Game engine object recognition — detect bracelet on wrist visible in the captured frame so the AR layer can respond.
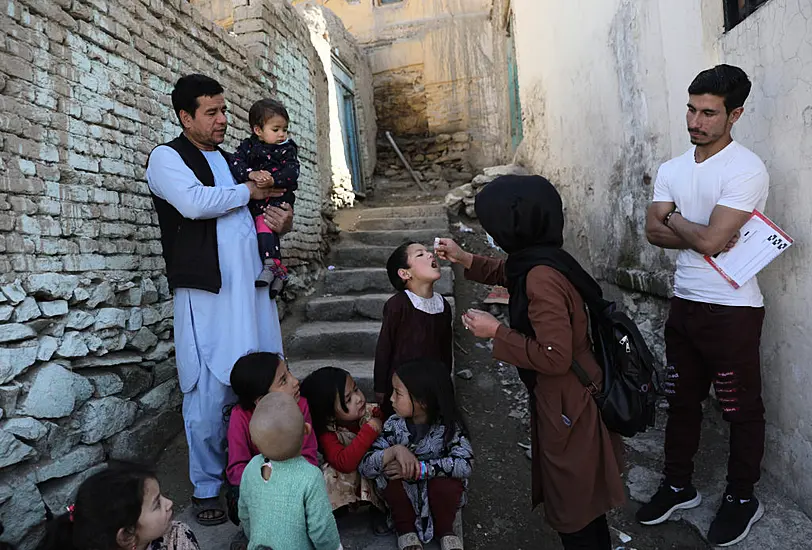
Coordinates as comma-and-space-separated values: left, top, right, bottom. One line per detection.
663, 209, 679, 227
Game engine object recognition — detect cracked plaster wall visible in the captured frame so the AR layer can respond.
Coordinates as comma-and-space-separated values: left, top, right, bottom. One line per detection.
511, 0, 812, 512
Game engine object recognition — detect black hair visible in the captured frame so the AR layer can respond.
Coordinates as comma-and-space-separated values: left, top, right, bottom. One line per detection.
36, 464, 156, 550
171, 74, 225, 124
386, 241, 419, 292
299, 366, 351, 434
230, 352, 285, 412
688, 64, 752, 113
249, 98, 290, 131
395, 359, 468, 445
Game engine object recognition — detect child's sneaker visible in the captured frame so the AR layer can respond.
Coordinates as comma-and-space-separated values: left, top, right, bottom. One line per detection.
267, 259, 288, 299
636, 482, 702, 525
255, 263, 275, 288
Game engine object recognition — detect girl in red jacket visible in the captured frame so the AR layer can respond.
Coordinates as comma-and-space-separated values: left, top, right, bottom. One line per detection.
300, 366, 389, 535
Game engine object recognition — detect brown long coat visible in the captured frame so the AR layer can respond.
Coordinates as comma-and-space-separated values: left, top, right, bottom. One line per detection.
466, 255, 625, 534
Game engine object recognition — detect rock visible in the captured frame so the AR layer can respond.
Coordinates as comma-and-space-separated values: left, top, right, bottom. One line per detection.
114, 366, 153, 398
0, 473, 46, 546
76, 397, 138, 444
72, 352, 142, 369
117, 286, 142, 307
140, 278, 159, 304
141, 306, 160, 326
84, 332, 104, 353
24, 273, 80, 300
39, 464, 107, 514
19, 363, 94, 419
38, 300, 69, 318
482, 164, 529, 178
471, 174, 492, 188
435, 133, 452, 144
56, 331, 89, 358
139, 379, 181, 414
456, 369, 473, 380
0, 281, 26, 305
452, 131, 470, 143
465, 203, 477, 218
100, 332, 127, 352
0, 323, 37, 343
450, 171, 474, 182
157, 301, 173, 320
1, 417, 47, 441
0, 305, 13, 322
42, 422, 83, 459
152, 360, 176, 385
0, 344, 37, 383
12, 297, 41, 323
106, 410, 183, 462
0, 384, 21, 415
156, 275, 170, 300
71, 286, 90, 303
86, 281, 115, 308
85, 371, 124, 397
0, 429, 36, 468
65, 310, 95, 330
127, 327, 158, 352
36, 336, 59, 361
144, 340, 174, 362
34, 444, 104, 483
94, 308, 127, 330
127, 308, 143, 330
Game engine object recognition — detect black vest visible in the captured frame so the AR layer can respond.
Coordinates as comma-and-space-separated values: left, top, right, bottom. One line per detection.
149, 134, 225, 293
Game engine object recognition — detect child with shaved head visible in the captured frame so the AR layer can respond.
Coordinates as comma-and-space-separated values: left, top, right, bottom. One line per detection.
238, 393, 343, 550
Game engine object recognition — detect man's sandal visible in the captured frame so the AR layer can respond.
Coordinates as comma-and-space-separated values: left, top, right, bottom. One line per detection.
191, 496, 228, 526
441, 535, 464, 550
397, 532, 423, 550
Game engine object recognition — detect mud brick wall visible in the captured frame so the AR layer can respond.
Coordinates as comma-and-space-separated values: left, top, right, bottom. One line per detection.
0, 0, 329, 547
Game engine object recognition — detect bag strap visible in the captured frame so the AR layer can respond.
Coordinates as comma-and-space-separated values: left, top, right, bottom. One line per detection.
571, 360, 600, 396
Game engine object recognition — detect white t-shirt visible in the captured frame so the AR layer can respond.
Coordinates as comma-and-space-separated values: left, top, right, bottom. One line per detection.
653, 141, 769, 307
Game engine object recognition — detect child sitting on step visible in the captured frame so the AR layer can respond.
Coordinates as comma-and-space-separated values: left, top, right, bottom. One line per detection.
225, 353, 318, 528
229, 98, 299, 297
360, 359, 472, 550
239, 392, 343, 550
375, 242, 453, 418
300, 366, 389, 535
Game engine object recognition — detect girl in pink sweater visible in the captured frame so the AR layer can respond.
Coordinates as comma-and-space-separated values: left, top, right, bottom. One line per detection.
225, 352, 318, 525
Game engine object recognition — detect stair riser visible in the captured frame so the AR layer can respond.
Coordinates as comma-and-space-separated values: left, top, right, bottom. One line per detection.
324, 268, 453, 295
307, 296, 457, 322
330, 247, 391, 267
286, 331, 379, 358
342, 229, 439, 247
358, 205, 447, 219
356, 217, 448, 231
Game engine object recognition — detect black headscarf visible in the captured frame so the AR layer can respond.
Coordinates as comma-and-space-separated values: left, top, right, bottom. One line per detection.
475, 175, 608, 389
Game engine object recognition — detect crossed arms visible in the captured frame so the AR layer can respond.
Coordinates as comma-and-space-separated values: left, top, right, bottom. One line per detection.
645, 202, 750, 256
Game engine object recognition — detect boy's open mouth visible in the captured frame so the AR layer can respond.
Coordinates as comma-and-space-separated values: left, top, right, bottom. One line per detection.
431, 260, 438, 268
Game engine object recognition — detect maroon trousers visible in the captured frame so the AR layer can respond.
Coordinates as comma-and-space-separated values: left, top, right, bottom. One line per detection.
663, 298, 766, 498
383, 478, 464, 537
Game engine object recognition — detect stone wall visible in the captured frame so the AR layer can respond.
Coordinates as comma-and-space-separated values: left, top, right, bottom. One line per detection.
511, 0, 812, 511
0, 0, 331, 546
376, 132, 473, 185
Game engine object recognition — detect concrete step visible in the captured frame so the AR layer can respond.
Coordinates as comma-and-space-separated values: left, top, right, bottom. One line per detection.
335, 507, 462, 549
306, 294, 456, 322
329, 245, 393, 267
324, 267, 454, 295
342, 229, 439, 247
356, 204, 446, 219
285, 321, 381, 358
292, 358, 375, 398
356, 216, 449, 231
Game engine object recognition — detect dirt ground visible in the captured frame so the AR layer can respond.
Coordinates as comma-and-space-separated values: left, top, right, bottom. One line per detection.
445, 214, 709, 550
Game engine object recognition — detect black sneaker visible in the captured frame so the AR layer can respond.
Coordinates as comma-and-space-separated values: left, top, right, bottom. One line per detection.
636, 483, 702, 525
707, 494, 764, 547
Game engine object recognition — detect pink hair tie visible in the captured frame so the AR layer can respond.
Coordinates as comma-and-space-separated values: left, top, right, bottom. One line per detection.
66, 504, 75, 523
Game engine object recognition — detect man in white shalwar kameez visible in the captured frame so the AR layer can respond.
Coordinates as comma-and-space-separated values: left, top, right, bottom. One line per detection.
146, 75, 293, 526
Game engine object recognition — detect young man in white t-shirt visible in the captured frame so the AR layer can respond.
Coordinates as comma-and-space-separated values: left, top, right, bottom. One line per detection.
637, 65, 769, 547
